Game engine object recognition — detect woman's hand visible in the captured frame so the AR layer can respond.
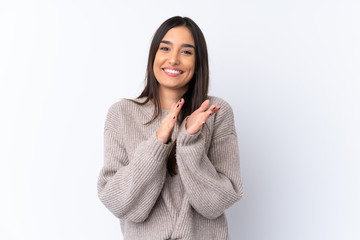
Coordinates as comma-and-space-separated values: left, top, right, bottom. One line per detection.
185, 99, 221, 135
156, 98, 184, 144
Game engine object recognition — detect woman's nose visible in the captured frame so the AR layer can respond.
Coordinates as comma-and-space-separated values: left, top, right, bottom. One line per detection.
169, 52, 180, 65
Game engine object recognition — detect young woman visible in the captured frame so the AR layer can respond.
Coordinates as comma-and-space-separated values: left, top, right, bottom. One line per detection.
97, 16, 243, 240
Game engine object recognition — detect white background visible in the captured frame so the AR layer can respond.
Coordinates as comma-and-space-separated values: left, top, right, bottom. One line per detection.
1, 0, 359, 239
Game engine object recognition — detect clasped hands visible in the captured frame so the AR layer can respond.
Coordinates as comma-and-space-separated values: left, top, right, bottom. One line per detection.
156, 98, 221, 144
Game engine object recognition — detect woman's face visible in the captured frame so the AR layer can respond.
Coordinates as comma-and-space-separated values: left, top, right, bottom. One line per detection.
153, 26, 196, 94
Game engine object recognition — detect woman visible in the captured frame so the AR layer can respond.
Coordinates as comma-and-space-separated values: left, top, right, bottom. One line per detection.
97, 16, 243, 240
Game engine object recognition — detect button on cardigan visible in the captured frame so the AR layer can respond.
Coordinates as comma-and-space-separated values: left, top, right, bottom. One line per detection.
97, 96, 243, 240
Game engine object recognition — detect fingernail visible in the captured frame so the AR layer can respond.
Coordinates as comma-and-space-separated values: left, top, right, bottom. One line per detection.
209, 113, 212, 116
179, 98, 182, 102
173, 116, 175, 119
177, 104, 179, 108
213, 106, 216, 110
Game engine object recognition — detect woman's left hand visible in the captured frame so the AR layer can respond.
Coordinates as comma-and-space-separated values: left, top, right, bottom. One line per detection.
185, 99, 221, 135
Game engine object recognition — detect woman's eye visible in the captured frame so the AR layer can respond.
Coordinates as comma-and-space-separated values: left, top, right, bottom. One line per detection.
160, 47, 169, 51
183, 50, 193, 55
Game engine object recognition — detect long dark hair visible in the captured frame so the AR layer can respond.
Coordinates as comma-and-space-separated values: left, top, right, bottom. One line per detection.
130, 16, 209, 176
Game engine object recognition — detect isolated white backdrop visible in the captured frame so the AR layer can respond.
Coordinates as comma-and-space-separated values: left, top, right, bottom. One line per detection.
0, 0, 359, 239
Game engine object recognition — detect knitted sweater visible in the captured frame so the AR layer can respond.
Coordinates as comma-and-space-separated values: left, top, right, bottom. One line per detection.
97, 96, 243, 240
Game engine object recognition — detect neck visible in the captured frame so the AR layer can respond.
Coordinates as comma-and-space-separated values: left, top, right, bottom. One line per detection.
158, 86, 188, 110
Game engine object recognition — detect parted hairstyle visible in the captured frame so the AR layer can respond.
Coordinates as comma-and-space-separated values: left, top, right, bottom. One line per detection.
129, 16, 209, 176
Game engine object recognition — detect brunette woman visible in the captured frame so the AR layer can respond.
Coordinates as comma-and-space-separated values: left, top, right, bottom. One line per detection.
97, 16, 243, 240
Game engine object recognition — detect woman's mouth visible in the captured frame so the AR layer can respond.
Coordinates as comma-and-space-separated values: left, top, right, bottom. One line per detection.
162, 68, 183, 77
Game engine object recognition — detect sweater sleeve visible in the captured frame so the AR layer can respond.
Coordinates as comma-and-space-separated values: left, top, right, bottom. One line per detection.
97, 102, 171, 222
176, 100, 244, 219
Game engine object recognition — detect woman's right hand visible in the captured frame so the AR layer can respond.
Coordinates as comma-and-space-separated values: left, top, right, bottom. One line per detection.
156, 98, 184, 144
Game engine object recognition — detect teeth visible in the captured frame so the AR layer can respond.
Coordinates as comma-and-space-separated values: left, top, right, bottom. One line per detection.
164, 69, 181, 74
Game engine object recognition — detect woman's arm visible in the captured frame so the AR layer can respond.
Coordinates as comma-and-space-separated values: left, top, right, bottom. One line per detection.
97, 103, 171, 223
176, 99, 243, 219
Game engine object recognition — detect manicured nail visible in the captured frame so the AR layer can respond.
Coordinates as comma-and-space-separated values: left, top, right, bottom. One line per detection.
213, 106, 216, 110
179, 98, 182, 102
209, 113, 212, 116
177, 104, 179, 108
173, 116, 175, 119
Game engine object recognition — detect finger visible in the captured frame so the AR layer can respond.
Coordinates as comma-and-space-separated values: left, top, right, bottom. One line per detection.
170, 98, 184, 119
194, 99, 210, 113
210, 105, 222, 114
175, 98, 184, 114
168, 98, 185, 121
211, 106, 221, 115
201, 105, 221, 124
205, 104, 217, 116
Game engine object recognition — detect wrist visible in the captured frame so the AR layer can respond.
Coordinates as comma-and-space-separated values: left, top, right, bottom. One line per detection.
156, 131, 170, 144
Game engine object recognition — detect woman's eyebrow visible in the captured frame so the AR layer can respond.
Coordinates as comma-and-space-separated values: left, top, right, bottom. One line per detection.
160, 40, 195, 49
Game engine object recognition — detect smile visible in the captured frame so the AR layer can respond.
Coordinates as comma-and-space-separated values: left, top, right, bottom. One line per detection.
162, 68, 183, 77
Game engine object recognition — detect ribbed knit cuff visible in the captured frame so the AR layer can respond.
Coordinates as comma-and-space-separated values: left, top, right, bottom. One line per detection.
177, 116, 203, 146
146, 132, 173, 160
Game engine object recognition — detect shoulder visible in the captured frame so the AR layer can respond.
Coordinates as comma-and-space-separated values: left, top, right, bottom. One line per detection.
105, 97, 148, 131
208, 95, 237, 138
106, 97, 149, 115
208, 95, 234, 117
107, 98, 139, 113
106, 98, 131, 120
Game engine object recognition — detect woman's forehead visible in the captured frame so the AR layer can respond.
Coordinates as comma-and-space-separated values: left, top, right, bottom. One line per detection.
161, 26, 195, 46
